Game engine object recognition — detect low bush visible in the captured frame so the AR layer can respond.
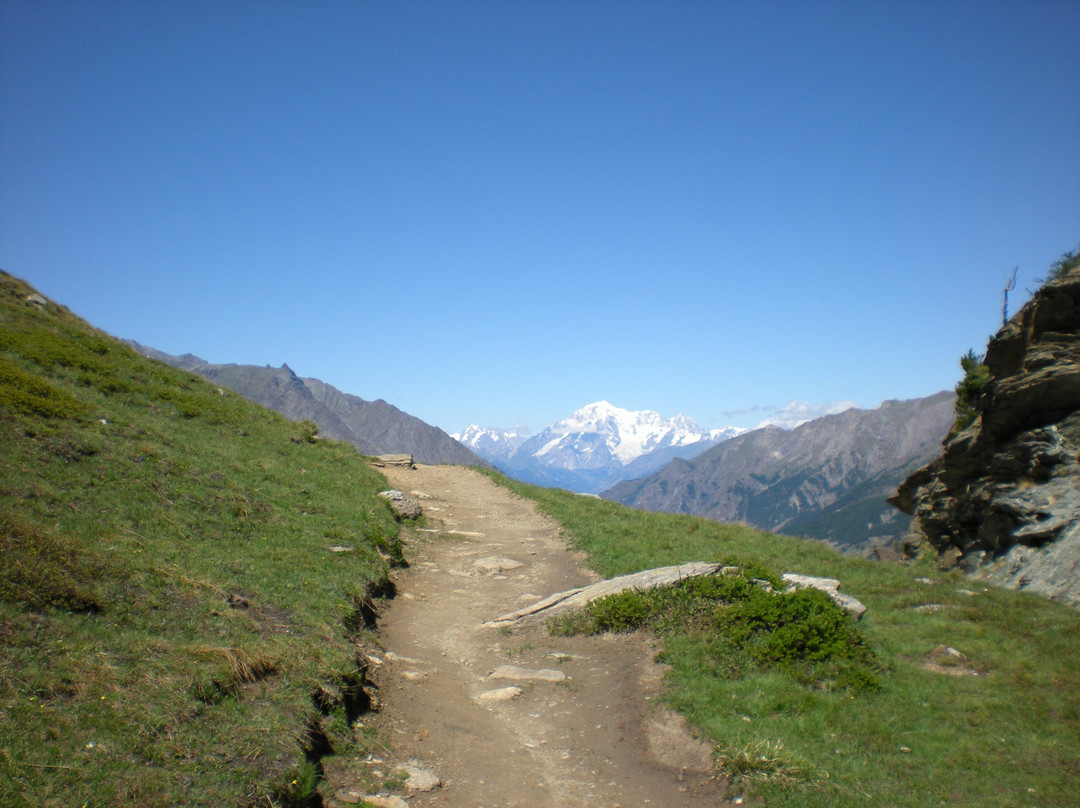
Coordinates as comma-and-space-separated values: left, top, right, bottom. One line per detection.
0, 356, 89, 420
953, 349, 989, 432
567, 566, 879, 693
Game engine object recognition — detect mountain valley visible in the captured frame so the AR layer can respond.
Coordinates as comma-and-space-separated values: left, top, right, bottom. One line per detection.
605, 392, 956, 553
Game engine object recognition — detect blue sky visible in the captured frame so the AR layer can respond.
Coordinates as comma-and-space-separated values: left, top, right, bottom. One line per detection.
2, 1, 1078, 435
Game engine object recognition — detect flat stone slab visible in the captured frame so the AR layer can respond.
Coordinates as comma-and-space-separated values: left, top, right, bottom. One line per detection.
781, 573, 867, 619
489, 665, 566, 682
474, 556, 525, 574
383, 651, 424, 665
483, 562, 868, 627
373, 454, 415, 468
476, 686, 524, 702
483, 561, 725, 627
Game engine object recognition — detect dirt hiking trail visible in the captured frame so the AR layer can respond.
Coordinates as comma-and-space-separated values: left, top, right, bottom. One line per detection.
358, 463, 732, 808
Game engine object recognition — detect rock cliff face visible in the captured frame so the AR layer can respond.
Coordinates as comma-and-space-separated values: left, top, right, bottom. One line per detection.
891, 255, 1080, 607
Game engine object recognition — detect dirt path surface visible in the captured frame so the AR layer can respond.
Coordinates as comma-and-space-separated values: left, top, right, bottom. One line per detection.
361, 463, 728, 808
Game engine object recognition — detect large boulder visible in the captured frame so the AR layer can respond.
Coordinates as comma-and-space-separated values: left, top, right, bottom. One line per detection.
891, 253, 1080, 607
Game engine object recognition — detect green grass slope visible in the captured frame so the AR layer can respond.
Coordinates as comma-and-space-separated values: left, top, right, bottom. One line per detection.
492, 472, 1080, 808
0, 272, 400, 807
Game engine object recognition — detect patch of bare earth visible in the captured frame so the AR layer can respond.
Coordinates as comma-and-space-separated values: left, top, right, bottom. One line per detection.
355, 463, 730, 807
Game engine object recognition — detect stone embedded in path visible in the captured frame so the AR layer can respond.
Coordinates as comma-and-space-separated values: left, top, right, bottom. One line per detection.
399, 762, 441, 793
383, 651, 424, 665
476, 686, 524, 702
489, 664, 567, 683
473, 556, 525, 574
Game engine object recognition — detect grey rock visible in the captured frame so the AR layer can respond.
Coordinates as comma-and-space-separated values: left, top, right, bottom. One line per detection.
892, 259, 1080, 607
476, 686, 523, 702
375, 454, 415, 468
483, 561, 726, 627
473, 556, 524, 574
399, 762, 441, 793
489, 665, 566, 682
379, 490, 422, 520
781, 573, 867, 619
486, 562, 867, 625
360, 796, 409, 808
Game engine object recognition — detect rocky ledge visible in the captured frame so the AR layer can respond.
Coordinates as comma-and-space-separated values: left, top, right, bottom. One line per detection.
890, 254, 1080, 607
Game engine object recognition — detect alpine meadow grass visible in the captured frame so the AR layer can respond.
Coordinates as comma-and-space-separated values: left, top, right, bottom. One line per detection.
0, 271, 400, 807
488, 469, 1080, 807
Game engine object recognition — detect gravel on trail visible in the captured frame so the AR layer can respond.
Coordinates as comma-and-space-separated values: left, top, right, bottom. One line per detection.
357, 463, 732, 808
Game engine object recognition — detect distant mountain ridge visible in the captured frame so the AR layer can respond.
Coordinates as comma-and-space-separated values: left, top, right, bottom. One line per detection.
455, 401, 743, 494
126, 343, 484, 466
604, 392, 955, 552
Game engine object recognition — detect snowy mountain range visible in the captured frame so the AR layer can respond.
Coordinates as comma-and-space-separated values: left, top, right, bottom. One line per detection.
454, 401, 743, 494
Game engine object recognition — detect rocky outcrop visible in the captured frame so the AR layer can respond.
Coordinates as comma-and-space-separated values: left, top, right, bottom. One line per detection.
891, 254, 1080, 607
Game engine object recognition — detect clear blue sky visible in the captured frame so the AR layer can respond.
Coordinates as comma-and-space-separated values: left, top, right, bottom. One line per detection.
3, 1, 1078, 434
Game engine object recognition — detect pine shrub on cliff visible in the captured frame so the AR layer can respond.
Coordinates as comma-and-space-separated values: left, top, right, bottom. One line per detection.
952, 349, 990, 432
1041, 244, 1080, 284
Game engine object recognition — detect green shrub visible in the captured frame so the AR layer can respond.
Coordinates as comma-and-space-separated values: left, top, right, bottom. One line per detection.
297, 419, 320, 443
566, 566, 879, 692
716, 555, 783, 589
272, 760, 322, 808
1041, 244, 1080, 284
587, 588, 656, 631
953, 349, 989, 432
0, 356, 88, 420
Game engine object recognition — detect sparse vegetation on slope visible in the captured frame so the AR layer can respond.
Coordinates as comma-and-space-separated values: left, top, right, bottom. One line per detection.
953, 349, 990, 432
489, 471, 1080, 807
0, 272, 399, 807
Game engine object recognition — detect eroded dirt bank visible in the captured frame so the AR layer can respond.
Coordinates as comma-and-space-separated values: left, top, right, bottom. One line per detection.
362, 463, 729, 807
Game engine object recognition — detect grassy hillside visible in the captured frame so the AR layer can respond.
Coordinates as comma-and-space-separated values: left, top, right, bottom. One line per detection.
0, 271, 400, 807
492, 473, 1080, 807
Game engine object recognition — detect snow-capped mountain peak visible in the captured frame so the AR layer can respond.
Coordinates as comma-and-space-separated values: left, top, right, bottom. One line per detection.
451, 425, 527, 456
456, 402, 743, 493
538, 401, 710, 465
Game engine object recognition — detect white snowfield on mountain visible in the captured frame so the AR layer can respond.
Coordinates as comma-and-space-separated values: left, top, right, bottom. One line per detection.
461, 401, 742, 466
